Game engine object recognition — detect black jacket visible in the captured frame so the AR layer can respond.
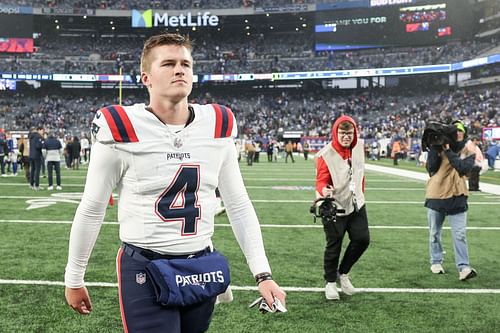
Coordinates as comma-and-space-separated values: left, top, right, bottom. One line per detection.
29, 132, 44, 159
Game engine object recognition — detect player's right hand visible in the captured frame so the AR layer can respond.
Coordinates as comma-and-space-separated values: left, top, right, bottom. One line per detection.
322, 185, 335, 198
65, 286, 93, 315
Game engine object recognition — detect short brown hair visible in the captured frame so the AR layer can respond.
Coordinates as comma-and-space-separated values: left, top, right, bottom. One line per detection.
338, 121, 354, 131
140, 33, 193, 73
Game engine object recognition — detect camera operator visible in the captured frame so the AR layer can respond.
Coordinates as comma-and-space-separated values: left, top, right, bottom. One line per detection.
315, 116, 370, 300
425, 120, 477, 280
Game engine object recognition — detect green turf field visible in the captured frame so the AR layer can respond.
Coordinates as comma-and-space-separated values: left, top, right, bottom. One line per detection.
1, 156, 499, 333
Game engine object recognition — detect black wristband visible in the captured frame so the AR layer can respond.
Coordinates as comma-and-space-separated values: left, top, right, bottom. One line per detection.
255, 272, 273, 285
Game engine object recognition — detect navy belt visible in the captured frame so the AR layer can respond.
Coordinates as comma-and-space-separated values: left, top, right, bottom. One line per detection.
122, 243, 210, 262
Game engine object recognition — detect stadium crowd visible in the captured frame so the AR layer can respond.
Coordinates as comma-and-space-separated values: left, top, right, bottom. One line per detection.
1, 37, 496, 76
1, 86, 498, 145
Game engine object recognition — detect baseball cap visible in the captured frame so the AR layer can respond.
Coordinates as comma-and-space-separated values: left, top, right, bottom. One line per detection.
454, 121, 465, 133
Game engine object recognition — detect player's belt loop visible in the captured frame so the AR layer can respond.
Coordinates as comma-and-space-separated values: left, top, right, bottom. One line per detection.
122, 243, 150, 262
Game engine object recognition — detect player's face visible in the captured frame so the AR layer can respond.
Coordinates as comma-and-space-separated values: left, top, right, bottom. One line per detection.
142, 45, 193, 102
337, 129, 355, 148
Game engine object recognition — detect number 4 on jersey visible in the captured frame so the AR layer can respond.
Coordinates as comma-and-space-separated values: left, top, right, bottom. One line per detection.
155, 165, 201, 235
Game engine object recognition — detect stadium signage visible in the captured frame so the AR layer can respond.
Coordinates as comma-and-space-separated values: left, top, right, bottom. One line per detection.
370, 0, 414, 6
328, 16, 387, 26
0, 6, 33, 14
132, 9, 219, 28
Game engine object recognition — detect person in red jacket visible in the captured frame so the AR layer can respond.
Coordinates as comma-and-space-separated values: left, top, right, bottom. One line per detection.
315, 115, 370, 301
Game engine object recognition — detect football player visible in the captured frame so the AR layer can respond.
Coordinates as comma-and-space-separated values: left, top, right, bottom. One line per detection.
64, 33, 286, 332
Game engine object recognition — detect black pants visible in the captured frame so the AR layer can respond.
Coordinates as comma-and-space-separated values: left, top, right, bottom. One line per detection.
29, 157, 42, 187
246, 151, 254, 166
468, 166, 480, 191
117, 245, 216, 333
47, 161, 61, 186
322, 205, 370, 282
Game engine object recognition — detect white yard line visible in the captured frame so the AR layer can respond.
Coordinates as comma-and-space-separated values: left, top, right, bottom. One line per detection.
1, 279, 499, 294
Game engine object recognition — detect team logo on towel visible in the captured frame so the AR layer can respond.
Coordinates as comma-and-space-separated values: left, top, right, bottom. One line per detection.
136, 272, 147, 285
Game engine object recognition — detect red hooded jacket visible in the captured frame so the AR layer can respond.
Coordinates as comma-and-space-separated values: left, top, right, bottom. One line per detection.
315, 115, 365, 195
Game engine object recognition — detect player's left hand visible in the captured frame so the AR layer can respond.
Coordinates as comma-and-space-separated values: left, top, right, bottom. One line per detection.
65, 286, 93, 315
258, 279, 286, 309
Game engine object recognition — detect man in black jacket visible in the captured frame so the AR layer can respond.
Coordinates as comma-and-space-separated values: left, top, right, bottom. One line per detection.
28, 126, 45, 190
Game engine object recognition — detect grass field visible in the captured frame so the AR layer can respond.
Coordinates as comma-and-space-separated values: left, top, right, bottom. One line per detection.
1, 155, 499, 333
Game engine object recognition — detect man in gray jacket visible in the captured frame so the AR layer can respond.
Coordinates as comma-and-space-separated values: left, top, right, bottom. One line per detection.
42, 132, 63, 190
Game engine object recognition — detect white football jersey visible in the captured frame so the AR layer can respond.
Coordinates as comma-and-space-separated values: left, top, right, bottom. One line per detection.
65, 103, 270, 288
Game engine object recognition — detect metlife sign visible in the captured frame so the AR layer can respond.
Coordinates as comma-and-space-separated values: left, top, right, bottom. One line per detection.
132, 9, 219, 28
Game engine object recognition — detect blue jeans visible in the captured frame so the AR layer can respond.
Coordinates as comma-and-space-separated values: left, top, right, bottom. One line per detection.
486, 153, 496, 169
428, 208, 470, 271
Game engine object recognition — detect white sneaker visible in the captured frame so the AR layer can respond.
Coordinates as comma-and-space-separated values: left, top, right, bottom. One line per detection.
215, 285, 233, 304
339, 274, 357, 295
430, 264, 445, 274
47, 186, 54, 190
56, 186, 62, 190
459, 267, 477, 281
325, 282, 340, 300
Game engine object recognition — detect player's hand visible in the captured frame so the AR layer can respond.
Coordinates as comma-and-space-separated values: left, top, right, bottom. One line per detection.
258, 279, 286, 308
65, 286, 93, 315
322, 185, 335, 198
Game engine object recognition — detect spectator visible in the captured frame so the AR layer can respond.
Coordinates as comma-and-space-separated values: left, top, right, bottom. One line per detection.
303, 141, 310, 160
28, 126, 45, 190
71, 136, 81, 170
485, 141, 500, 170
80, 134, 90, 164
43, 131, 63, 190
0, 131, 6, 177
18, 135, 30, 182
285, 141, 294, 163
